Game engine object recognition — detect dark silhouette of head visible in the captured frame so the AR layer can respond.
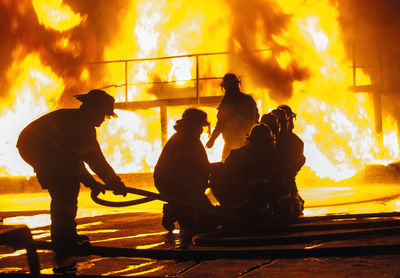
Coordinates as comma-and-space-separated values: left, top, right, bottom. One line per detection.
246, 123, 275, 147
182, 108, 209, 127
174, 108, 209, 137
278, 104, 296, 130
220, 73, 240, 93
271, 108, 288, 133
75, 89, 117, 127
260, 113, 279, 137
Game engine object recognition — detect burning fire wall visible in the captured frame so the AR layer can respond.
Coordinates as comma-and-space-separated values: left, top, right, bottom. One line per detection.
1, 0, 400, 185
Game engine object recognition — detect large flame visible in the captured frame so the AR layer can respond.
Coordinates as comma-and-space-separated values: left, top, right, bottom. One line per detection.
1, 0, 399, 184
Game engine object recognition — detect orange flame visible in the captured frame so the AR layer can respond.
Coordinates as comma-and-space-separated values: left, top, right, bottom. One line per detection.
1, 0, 399, 184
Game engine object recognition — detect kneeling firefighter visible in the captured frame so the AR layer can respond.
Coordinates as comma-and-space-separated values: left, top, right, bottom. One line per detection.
154, 108, 217, 240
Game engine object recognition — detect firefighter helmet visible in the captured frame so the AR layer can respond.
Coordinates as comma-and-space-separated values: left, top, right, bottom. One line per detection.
75, 89, 117, 117
278, 104, 296, 119
182, 108, 209, 127
246, 123, 275, 145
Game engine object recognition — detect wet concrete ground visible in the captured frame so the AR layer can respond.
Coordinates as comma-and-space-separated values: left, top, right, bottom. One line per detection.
1, 183, 400, 277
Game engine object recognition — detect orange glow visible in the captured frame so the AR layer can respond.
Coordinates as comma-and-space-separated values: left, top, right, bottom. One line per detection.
0, 0, 399, 186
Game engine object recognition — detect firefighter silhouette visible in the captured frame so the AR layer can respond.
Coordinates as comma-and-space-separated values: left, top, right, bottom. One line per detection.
206, 73, 259, 161
211, 123, 277, 221
154, 108, 216, 241
17, 89, 127, 254
268, 105, 305, 218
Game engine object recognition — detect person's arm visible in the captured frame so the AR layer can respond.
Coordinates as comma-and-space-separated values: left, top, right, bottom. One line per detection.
80, 130, 127, 196
206, 108, 225, 148
77, 161, 106, 194
206, 121, 222, 148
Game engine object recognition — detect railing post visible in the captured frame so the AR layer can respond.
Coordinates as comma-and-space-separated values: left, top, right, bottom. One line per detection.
352, 41, 356, 87
374, 46, 383, 136
125, 60, 128, 102
196, 55, 199, 104
160, 102, 168, 147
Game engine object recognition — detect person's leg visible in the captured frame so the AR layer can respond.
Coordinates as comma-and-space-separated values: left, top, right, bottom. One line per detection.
161, 203, 176, 232
37, 171, 80, 252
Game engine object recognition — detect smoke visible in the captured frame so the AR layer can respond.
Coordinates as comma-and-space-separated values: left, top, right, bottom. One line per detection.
337, 0, 400, 131
225, 0, 310, 101
0, 0, 131, 106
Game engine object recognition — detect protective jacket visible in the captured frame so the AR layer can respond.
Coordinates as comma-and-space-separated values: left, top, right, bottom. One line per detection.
154, 126, 210, 198
16, 108, 123, 251
16, 108, 120, 188
268, 131, 305, 218
272, 132, 305, 196
212, 144, 276, 214
154, 123, 212, 233
215, 92, 259, 160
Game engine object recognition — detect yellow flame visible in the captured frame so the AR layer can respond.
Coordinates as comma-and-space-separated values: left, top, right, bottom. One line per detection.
0, 50, 64, 176
1, 0, 399, 185
32, 0, 85, 31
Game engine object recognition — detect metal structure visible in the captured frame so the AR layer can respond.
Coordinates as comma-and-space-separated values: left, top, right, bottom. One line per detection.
89, 44, 387, 147
90, 50, 270, 146
349, 41, 383, 136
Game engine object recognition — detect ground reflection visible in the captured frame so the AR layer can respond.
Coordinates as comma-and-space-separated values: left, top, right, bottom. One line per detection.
91, 231, 168, 243
102, 261, 163, 276
3, 214, 50, 229
2, 184, 400, 225
0, 183, 399, 276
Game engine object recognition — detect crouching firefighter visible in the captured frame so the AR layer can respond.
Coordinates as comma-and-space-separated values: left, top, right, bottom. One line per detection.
154, 108, 217, 241
16, 89, 127, 255
211, 123, 278, 223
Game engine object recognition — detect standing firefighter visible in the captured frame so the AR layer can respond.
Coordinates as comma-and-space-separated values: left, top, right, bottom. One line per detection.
16, 89, 127, 254
154, 108, 215, 241
206, 73, 259, 161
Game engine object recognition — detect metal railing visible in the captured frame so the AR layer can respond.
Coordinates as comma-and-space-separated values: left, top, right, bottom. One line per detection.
89, 49, 270, 146
89, 49, 271, 103
349, 41, 383, 135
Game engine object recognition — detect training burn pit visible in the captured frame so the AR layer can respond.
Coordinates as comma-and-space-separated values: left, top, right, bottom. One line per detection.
1, 0, 400, 276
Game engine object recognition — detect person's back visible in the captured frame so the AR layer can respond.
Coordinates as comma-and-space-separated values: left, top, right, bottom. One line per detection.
17, 109, 116, 182
211, 124, 276, 219
218, 92, 259, 145
154, 130, 210, 198
206, 73, 259, 161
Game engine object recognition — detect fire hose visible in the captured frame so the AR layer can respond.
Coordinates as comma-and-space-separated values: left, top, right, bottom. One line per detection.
33, 187, 400, 266
90, 185, 237, 222
90, 186, 400, 249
